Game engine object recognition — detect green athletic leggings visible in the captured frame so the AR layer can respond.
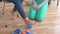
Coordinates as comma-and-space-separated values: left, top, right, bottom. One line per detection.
28, 2, 48, 22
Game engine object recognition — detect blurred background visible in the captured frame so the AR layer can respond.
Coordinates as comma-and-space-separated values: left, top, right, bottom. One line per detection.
0, 0, 60, 34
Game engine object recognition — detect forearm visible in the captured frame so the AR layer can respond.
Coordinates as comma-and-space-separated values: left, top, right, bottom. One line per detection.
32, 0, 36, 5
38, 0, 48, 8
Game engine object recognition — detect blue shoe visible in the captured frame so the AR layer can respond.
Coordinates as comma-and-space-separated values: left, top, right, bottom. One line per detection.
12, 28, 22, 34
26, 31, 33, 34
27, 24, 33, 29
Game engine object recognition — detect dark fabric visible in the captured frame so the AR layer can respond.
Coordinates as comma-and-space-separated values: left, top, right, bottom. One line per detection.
7, 0, 26, 19
48, 0, 51, 5
0, 0, 2, 2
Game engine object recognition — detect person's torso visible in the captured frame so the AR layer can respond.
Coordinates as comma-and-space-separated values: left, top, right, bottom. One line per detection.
35, 0, 43, 5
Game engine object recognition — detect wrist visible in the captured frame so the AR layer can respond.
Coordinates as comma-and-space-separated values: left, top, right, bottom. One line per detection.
38, 5, 41, 8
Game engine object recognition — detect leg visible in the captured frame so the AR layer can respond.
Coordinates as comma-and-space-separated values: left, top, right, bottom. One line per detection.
36, 2, 48, 22
28, 3, 37, 25
28, 3, 36, 21
12, 0, 33, 26
11, 5, 17, 20
10, 0, 23, 19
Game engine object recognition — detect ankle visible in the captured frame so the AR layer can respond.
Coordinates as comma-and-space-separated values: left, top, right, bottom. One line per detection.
24, 17, 29, 20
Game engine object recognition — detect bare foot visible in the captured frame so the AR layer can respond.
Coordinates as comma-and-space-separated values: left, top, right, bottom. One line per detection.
24, 17, 33, 25
32, 20, 36, 25
24, 17, 36, 29
10, 11, 15, 20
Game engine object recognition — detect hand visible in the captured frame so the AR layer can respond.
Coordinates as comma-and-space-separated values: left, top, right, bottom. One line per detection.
36, 5, 41, 10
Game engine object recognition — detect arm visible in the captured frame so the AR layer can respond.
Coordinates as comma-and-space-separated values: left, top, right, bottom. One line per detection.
32, 0, 38, 10
37, 0, 48, 10
32, 0, 36, 5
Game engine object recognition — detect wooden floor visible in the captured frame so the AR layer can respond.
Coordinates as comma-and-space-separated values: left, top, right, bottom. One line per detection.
0, 1, 59, 34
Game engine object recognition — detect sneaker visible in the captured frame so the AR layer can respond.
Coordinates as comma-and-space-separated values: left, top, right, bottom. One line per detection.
27, 24, 33, 29
12, 28, 22, 34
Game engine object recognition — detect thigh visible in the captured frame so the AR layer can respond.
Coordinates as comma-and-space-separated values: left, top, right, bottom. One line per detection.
20, 0, 24, 3
14, 0, 26, 19
28, 3, 37, 20
36, 2, 48, 22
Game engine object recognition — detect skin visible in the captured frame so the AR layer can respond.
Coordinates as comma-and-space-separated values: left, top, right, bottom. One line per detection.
11, 11, 33, 25
10, 0, 48, 28
33, 0, 48, 10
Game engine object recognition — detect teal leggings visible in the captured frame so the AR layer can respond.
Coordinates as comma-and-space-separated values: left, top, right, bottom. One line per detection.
28, 2, 48, 22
